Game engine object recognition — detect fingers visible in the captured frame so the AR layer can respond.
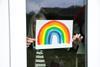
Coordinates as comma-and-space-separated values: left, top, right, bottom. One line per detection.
26, 37, 35, 47
81, 36, 83, 39
73, 33, 83, 42
27, 37, 35, 40
73, 34, 79, 41
27, 37, 35, 43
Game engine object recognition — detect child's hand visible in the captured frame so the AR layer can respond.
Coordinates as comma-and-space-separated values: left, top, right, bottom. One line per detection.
26, 37, 35, 47
72, 33, 83, 48
73, 33, 83, 42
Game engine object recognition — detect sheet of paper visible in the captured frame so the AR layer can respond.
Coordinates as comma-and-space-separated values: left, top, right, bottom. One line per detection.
36, 20, 73, 49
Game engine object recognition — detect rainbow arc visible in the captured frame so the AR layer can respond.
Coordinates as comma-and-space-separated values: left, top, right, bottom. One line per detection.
37, 20, 70, 45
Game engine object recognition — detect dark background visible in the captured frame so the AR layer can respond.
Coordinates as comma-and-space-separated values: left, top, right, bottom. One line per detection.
27, 5, 87, 67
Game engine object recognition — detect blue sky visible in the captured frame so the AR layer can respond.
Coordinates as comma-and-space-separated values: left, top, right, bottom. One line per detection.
26, 0, 86, 13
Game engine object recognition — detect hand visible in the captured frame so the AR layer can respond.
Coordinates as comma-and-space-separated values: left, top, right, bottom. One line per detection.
73, 34, 83, 41
73, 33, 83, 42
27, 37, 35, 47
72, 33, 83, 48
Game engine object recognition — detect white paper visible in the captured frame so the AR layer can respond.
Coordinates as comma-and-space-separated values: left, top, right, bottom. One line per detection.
36, 20, 73, 49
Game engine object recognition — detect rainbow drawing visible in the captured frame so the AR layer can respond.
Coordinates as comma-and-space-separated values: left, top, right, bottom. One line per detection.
38, 20, 70, 45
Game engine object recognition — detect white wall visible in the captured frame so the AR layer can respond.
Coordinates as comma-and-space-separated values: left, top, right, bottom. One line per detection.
88, 0, 100, 67
9, 0, 26, 67
0, 0, 10, 67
